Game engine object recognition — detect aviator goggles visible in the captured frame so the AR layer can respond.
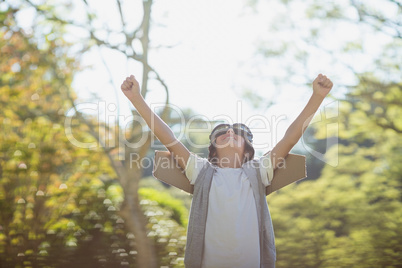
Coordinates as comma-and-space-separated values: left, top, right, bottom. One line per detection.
209, 123, 253, 144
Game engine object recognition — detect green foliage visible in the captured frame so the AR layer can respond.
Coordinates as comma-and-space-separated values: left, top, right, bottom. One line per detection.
139, 189, 188, 267
0, 6, 137, 267
0, 5, 189, 267
268, 77, 402, 267
139, 176, 192, 210
139, 188, 189, 227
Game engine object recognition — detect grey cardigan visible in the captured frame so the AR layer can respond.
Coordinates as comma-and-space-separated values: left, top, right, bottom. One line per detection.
184, 159, 276, 268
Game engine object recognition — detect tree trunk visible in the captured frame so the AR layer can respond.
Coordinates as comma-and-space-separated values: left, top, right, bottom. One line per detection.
119, 168, 158, 268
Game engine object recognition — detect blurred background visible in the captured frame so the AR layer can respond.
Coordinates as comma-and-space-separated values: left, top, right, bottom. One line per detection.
0, 0, 401, 267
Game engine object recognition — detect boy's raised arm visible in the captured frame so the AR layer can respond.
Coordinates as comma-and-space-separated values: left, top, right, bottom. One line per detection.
270, 74, 333, 169
121, 75, 190, 170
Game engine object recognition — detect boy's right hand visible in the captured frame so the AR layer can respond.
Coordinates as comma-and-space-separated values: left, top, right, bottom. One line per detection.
121, 75, 141, 101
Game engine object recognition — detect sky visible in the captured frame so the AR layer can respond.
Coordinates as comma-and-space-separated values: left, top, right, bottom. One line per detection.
69, 0, 341, 155
9, 0, 396, 155
73, 0, 277, 118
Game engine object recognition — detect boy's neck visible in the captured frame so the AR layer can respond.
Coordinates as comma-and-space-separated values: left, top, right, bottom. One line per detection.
217, 154, 244, 168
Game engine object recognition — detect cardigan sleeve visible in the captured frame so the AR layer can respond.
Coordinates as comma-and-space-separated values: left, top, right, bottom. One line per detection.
259, 152, 274, 187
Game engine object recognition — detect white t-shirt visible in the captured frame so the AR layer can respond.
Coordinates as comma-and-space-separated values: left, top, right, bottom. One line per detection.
185, 153, 274, 268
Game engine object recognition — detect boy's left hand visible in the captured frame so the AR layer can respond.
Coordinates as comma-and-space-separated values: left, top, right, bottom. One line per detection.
313, 74, 333, 98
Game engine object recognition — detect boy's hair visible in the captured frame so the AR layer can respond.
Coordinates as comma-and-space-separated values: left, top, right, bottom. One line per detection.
208, 142, 255, 165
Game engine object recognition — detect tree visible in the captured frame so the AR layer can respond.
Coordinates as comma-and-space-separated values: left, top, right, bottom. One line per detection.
0, 6, 132, 267
241, 0, 401, 104
1, 2, 196, 267
268, 76, 402, 267
1, 0, 193, 266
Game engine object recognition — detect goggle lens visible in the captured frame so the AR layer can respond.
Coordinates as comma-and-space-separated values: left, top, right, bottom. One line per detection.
209, 123, 253, 143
